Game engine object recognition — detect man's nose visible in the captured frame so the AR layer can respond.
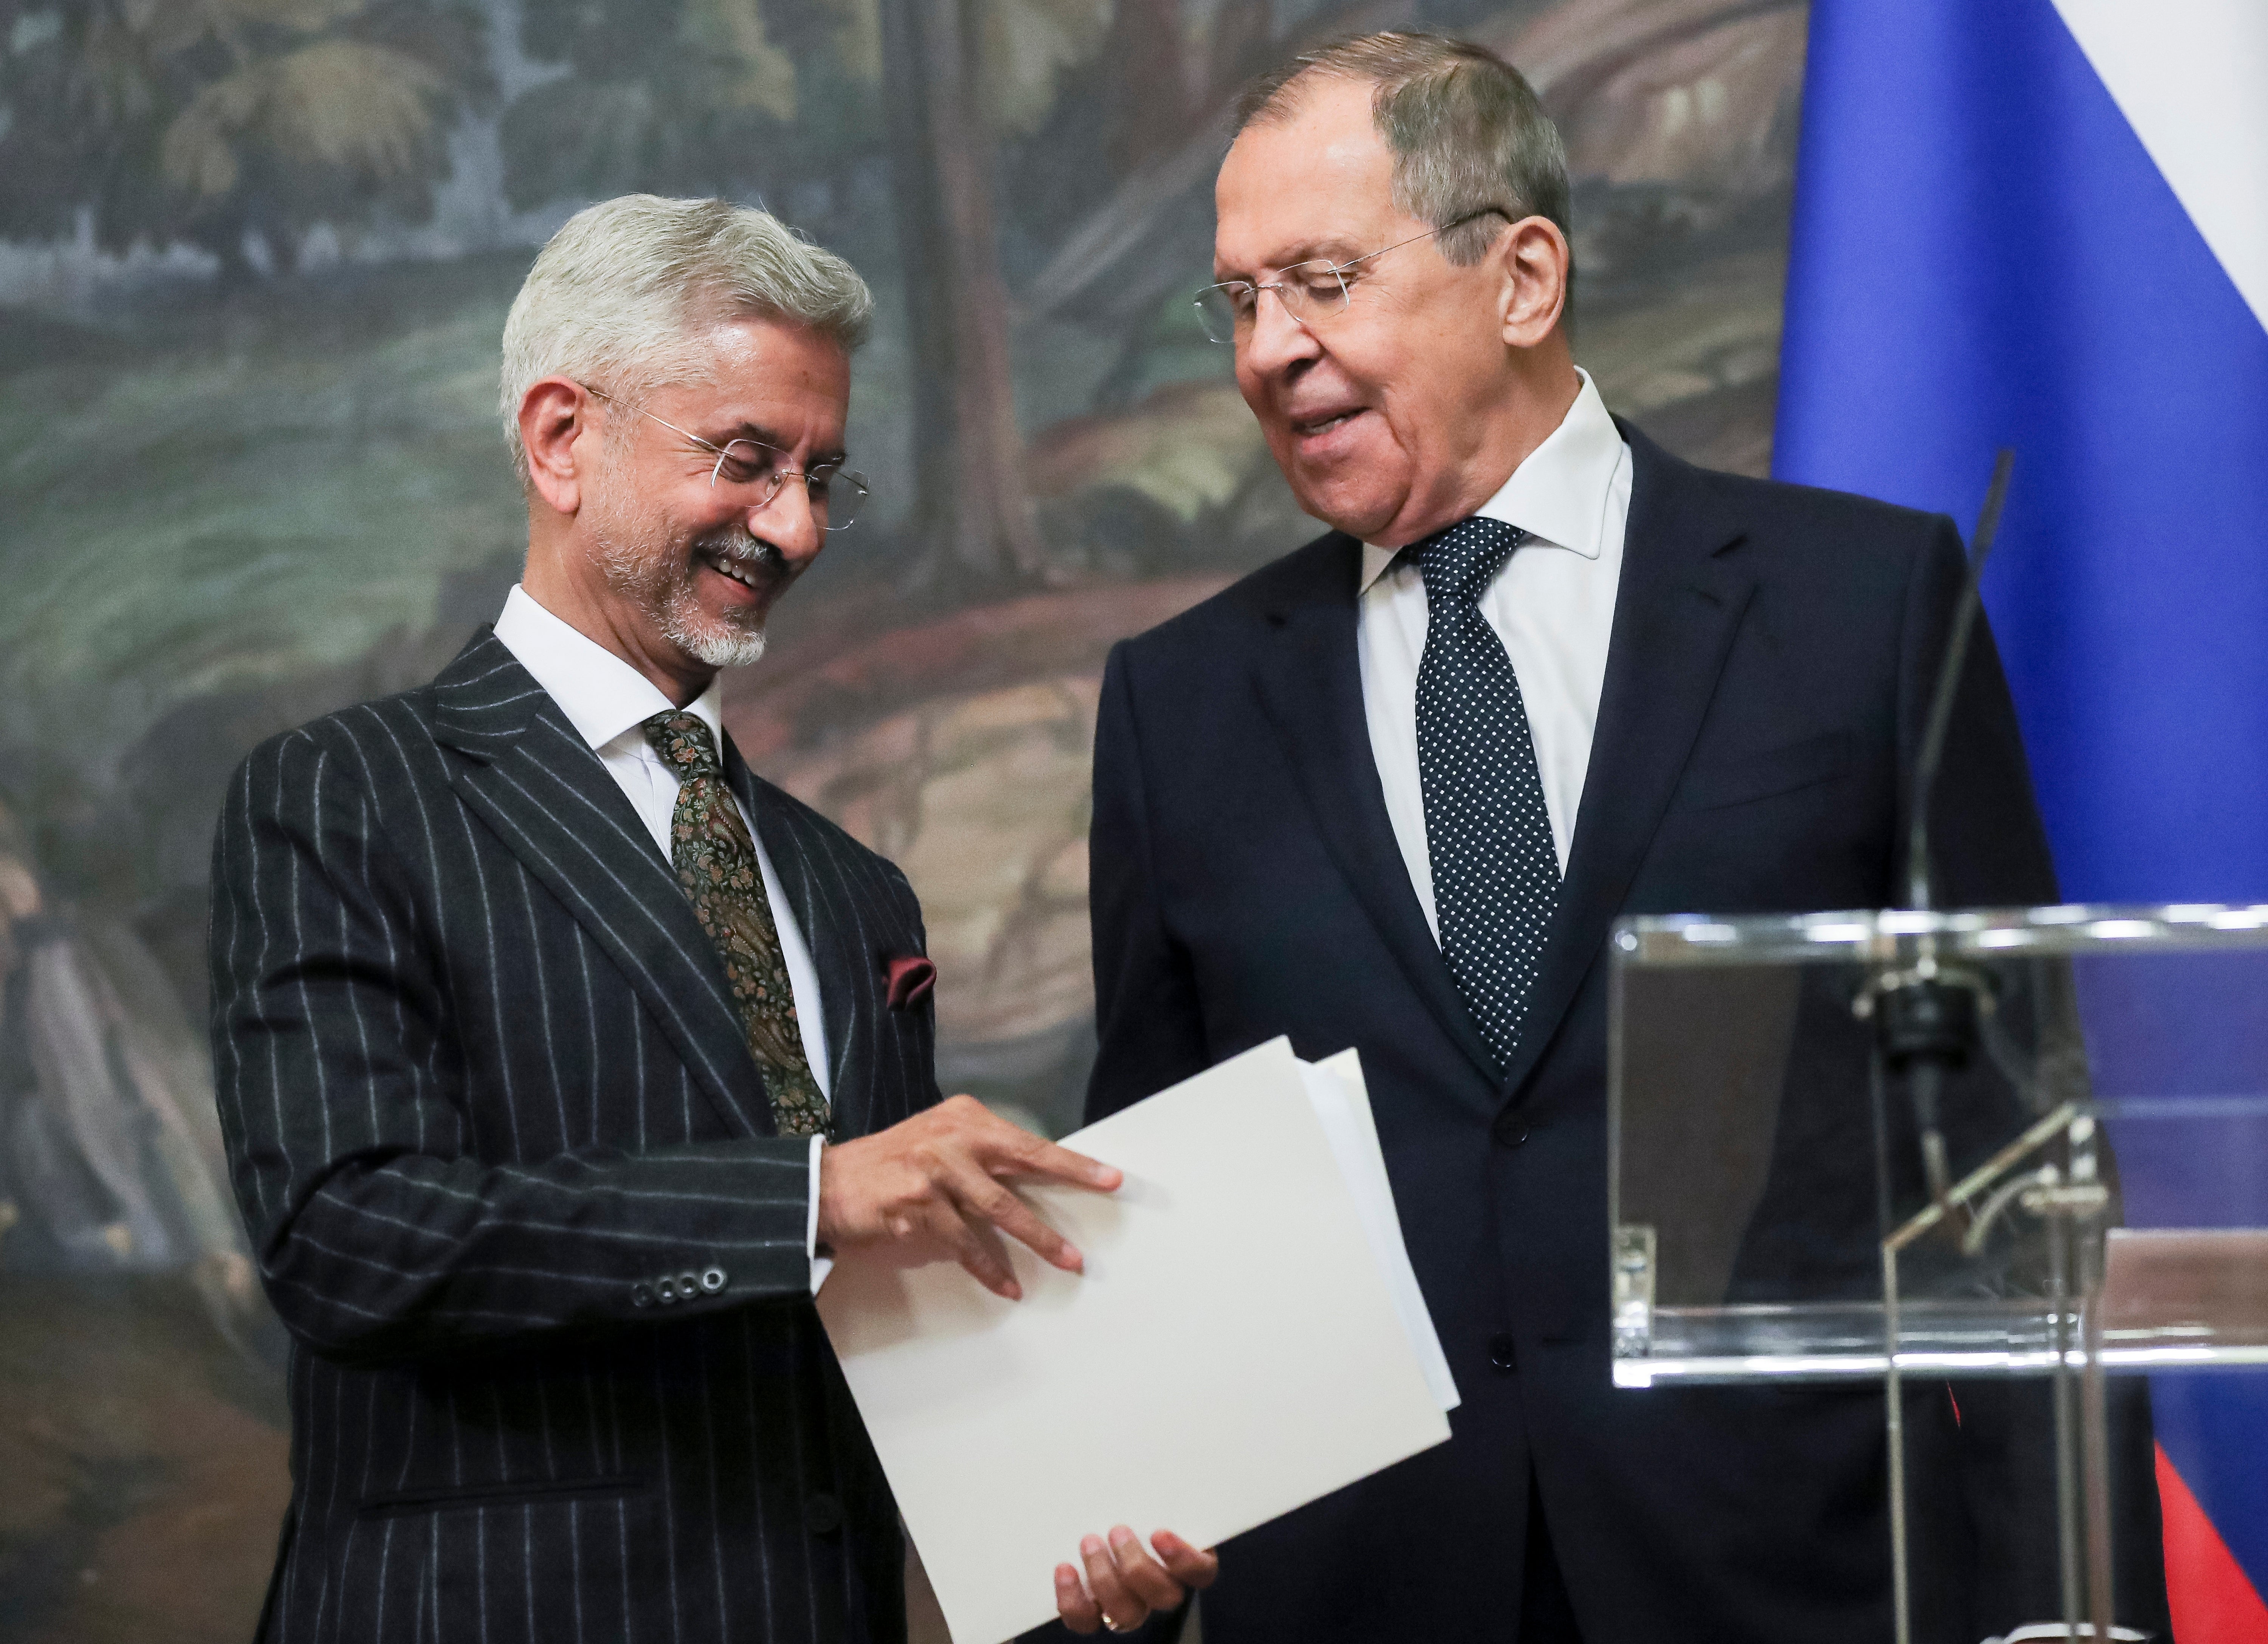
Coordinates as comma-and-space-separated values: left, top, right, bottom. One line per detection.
748, 480, 824, 564
1241, 286, 1321, 378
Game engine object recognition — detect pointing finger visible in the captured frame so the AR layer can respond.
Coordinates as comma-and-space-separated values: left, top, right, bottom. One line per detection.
949, 1166, 1084, 1273
998, 1133, 1122, 1193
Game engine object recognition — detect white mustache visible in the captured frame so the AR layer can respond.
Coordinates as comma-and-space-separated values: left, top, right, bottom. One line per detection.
694, 530, 786, 576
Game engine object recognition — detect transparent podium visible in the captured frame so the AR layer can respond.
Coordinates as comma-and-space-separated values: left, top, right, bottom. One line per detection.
1610, 902, 2268, 1643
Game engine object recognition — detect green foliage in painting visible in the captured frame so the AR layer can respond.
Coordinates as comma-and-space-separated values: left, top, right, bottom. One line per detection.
0, 0, 495, 271
502, 0, 885, 208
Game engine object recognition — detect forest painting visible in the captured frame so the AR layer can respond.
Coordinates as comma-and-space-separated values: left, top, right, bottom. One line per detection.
0, 0, 1804, 1636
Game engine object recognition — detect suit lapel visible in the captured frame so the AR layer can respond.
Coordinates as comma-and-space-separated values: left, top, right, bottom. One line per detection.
1249, 536, 1503, 1092
1497, 424, 1756, 1101
729, 747, 869, 1138
430, 633, 772, 1139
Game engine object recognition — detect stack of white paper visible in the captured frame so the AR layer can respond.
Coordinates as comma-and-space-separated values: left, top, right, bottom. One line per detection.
816, 1037, 1458, 1643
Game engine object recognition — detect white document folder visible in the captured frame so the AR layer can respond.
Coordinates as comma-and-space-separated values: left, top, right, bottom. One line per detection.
815, 1037, 1457, 1644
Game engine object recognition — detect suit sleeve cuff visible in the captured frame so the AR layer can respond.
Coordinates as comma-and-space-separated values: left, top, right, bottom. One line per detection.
808, 1135, 833, 1294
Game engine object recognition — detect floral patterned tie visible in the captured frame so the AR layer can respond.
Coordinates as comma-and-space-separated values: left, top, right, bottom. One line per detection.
641, 712, 830, 1137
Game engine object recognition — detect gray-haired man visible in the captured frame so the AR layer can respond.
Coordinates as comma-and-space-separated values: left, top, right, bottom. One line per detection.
210, 195, 1128, 1644
1070, 29, 2169, 1644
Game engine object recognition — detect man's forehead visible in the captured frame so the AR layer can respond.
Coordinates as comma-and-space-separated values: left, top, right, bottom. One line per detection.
652, 317, 849, 443
1214, 76, 1403, 272
700, 315, 848, 390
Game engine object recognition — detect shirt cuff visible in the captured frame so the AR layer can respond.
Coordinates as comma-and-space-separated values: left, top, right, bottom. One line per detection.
807, 1134, 833, 1294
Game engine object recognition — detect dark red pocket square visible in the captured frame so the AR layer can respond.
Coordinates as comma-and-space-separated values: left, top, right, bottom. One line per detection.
883, 954, 936, 1011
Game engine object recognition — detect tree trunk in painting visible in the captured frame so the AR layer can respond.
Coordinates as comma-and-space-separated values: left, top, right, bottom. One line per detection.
878, 0, 1047, 584
1205, 0, 1273, 108
1102, 0, 1190, 176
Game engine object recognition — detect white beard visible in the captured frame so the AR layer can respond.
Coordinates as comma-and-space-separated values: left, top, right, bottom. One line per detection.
583, 473, 780, 671
671, 607, 767, 669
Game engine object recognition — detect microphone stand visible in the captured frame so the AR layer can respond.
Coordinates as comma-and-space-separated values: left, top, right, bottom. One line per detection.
1859, 452, 2121, 1644
1856, 452, 2015, 1644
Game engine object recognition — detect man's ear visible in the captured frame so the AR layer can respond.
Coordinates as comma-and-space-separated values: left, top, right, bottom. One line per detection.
520, 378, 597, 517
1497, 216, 1571, 350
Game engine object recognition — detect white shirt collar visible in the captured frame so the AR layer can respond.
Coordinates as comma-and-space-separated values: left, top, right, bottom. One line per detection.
1359, 366, 1623, 593
491, 584, 725, 752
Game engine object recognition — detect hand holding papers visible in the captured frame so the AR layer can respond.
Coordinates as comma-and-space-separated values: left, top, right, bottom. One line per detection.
816, 1093, 1124, 1299
1052, 1525, 1217, 1637
817, 1038, 1458, 1643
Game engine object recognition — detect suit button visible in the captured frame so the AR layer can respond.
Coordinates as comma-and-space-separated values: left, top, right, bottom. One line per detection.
631, 1283, 654, 1309
804, 1492, 844, 1535
679, 1270, 701, 1298
700, 1267, 727, 1294
656, 1276, 678, 1304
1488, 1333, 1519, 1373
1493, 1113, 1530, 1146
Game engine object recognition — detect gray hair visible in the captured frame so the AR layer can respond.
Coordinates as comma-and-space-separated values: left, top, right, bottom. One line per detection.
1233, 32, 1569, 266
499, 195, 874, 479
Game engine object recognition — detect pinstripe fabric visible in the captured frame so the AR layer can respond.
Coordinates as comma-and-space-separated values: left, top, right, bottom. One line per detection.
210, 632, 940, 1644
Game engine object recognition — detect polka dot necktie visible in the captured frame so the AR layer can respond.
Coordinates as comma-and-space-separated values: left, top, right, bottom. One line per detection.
1413, 517, 1561, 1073
642, 712, 831, 1137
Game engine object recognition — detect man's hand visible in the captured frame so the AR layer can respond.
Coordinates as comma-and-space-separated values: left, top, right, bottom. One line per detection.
816, 1095, 1120, 1299
1054, 1527, 1218, 1634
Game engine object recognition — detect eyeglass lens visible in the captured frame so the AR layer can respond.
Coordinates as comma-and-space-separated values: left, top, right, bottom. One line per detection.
1195, 262, 1352, 344
711, 440, 867, 531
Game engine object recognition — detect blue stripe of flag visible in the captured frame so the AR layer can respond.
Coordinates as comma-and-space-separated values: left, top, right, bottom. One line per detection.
1773, 0, 2268, 1602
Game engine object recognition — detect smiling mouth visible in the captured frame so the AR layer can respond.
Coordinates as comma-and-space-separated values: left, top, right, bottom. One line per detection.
703, 549, 760, 589
696, 534, 787, 597
1292, 409, 1364, 437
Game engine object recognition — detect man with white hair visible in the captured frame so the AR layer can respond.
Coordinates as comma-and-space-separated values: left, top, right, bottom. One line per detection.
209, 195, 1141, 1644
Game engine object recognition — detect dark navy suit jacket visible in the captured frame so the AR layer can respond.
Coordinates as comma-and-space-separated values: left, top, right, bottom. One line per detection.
1079, 425, 2169, 1642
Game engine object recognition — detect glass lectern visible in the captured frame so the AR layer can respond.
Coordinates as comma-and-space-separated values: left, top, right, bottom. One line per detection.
1611, 902, 2268, 1644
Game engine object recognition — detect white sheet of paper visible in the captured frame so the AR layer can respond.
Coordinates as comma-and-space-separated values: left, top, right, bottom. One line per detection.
816, 1037, 1452, 1643
1299, 1051, 1460, 1415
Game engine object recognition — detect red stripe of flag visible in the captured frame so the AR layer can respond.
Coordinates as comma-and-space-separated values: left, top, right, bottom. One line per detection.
2158, 1443, 2268, 1641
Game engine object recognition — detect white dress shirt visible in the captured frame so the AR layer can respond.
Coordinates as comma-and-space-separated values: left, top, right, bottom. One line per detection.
491, 585, 832, 1288
1357, 367, 1632, 940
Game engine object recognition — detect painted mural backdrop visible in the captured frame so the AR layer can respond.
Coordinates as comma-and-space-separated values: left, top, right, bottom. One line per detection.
0, 0, 1803, 1635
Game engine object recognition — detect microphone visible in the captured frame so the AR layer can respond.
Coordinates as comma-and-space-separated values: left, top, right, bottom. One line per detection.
1905, 448, 2015, 913
1868, 450, 2015, 1209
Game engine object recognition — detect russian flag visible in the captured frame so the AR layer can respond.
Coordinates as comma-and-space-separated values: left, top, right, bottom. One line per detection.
1772, 0, 2268, 1634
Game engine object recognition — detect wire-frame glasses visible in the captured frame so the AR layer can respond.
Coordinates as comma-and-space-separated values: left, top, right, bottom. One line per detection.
1193, 209, 1510, 345
581, 386, 871, 532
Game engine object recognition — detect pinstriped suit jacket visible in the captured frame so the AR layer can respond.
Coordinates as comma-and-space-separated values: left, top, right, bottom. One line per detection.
210, 631, 940, 1644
